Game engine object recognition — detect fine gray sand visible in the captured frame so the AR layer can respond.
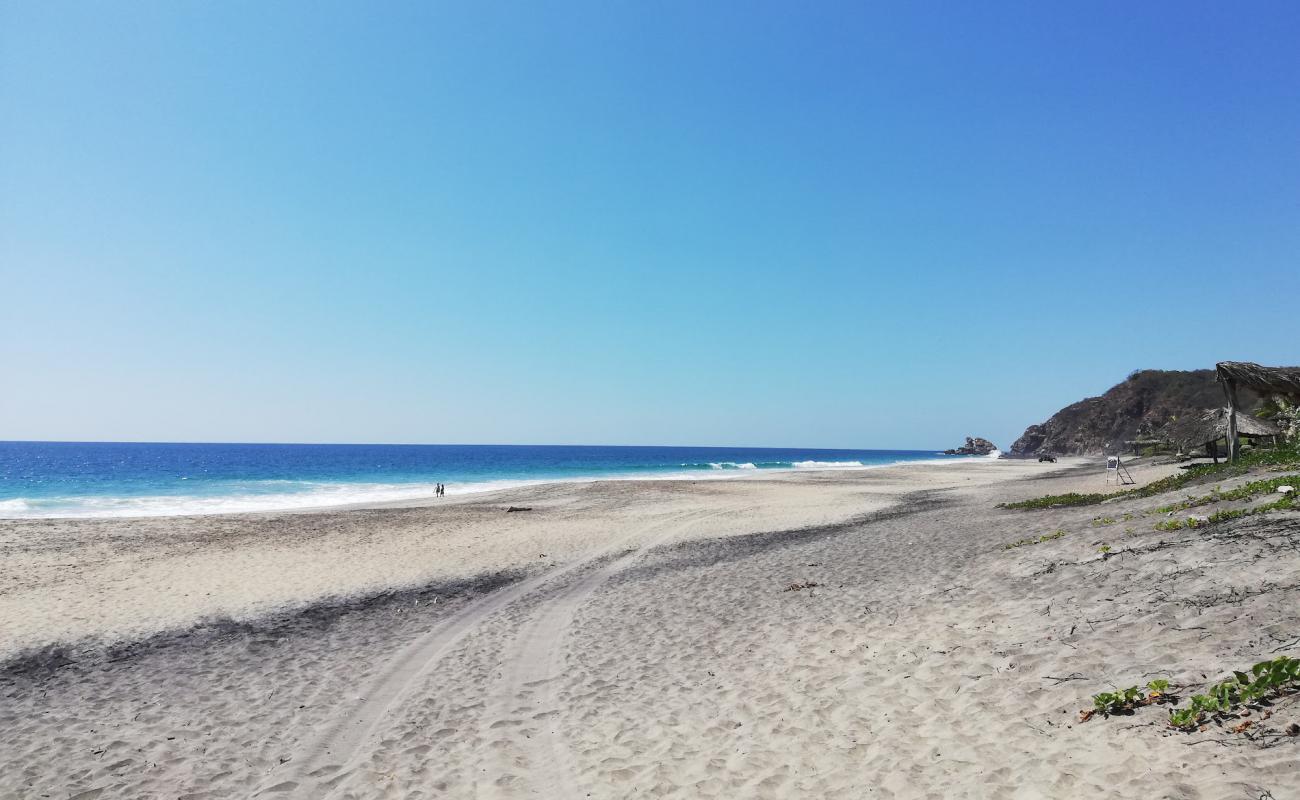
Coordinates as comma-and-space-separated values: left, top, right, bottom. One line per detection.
3, 458, 1298, 799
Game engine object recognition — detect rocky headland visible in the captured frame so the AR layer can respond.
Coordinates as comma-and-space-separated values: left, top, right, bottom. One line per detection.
1009, 369, 1262, 457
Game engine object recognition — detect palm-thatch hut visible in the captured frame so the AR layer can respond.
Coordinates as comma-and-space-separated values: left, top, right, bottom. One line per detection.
1216, 361, 1300, 461
1164, 407, 1283, 462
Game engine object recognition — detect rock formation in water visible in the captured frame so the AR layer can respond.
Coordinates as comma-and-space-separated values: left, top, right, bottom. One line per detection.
945, 437, 998, 456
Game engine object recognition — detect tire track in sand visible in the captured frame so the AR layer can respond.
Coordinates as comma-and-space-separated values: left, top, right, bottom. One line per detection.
472, 508, 736, 798
257, 507, 730, 799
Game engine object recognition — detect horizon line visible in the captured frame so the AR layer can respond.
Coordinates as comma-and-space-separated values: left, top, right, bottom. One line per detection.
0, 438, 952, 452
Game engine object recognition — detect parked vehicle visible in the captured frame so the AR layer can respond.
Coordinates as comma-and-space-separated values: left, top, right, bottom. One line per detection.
1038, 454, 1057, 463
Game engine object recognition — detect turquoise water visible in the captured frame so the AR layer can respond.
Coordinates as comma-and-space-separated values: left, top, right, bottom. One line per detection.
0, 441, 993, 518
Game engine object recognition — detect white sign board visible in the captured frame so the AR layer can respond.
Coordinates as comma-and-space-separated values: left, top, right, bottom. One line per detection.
1106, 456, 1133, 485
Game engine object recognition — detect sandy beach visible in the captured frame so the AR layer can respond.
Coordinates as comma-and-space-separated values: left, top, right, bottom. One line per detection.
3, 457, 1298, 799
9, 2, 1298, 797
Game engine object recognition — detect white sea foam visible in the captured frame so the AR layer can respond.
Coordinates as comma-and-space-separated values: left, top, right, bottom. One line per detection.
0, 452, 1004, 519
0, 481, 504, 520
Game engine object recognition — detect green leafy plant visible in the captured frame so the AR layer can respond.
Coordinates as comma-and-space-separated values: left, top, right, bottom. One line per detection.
1206, 507, 1248, 525
1167, 656, 1300, 731
1200, 474, 1300, 503
999, 492, 1112, 510
1157, 474, 1300, 513
1092, 686, 1144, 715
1087, 679, 1172, 720
999, 448, 1300, 512
1153, 493, 1294, 532
1002, 530, 1066, 550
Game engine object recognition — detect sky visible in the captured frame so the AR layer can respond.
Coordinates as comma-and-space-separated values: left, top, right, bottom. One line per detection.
2, 2, 1298, 450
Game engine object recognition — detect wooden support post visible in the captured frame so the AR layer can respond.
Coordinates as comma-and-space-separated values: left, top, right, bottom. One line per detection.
1222, 378, 1240, 463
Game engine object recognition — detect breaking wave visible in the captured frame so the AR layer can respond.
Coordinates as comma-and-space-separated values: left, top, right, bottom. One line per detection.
0, 446, 1001, 520
0, 480, 552, 520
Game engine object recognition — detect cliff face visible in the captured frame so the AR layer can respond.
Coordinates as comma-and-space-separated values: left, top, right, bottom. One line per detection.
1009, 369, 1260, 456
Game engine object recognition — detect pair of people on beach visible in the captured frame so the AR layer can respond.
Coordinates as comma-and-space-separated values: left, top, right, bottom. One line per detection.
435, 483, 445, 497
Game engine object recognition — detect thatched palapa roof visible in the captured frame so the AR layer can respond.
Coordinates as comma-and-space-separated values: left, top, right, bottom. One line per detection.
1216, 362, 1300, 396
1165, 407, 1283, 450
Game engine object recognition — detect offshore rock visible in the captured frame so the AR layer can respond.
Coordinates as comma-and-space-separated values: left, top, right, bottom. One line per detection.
945, 437, 998, 456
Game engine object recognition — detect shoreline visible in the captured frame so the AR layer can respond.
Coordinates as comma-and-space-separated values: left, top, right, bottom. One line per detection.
0, 457, 1059, 663
0, 451, 1001, 521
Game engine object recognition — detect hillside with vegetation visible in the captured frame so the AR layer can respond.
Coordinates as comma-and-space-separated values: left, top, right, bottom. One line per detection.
1009, 369, 1262, 457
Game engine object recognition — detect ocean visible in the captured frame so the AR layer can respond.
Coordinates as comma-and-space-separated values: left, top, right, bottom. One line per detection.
0, 441, 994, 519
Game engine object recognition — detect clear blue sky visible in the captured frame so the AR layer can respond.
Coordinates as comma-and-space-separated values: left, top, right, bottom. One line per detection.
2, 2, 1297, 449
